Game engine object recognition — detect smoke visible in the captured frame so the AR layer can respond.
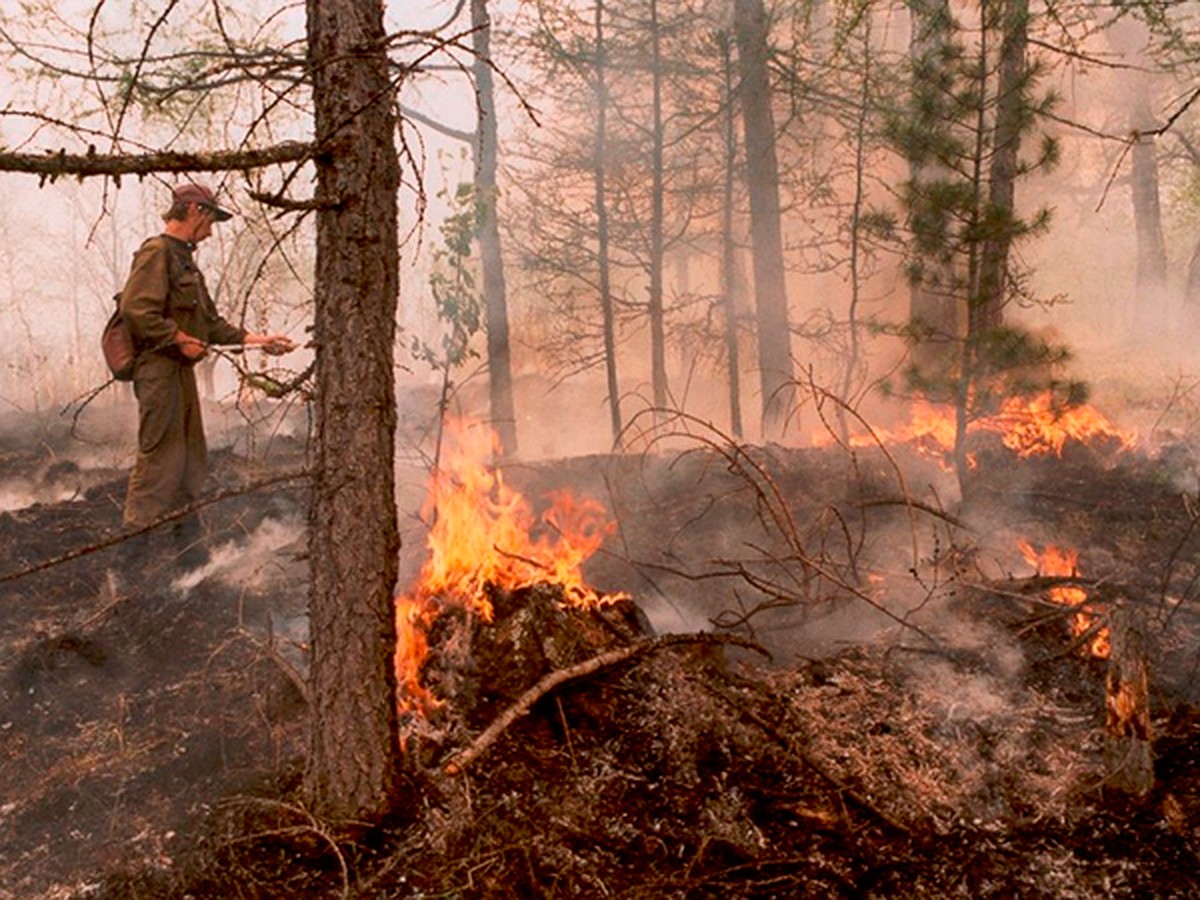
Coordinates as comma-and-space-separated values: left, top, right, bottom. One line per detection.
172, 514, 306, 594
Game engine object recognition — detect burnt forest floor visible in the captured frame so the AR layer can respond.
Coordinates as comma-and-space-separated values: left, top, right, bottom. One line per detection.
0, 411, 1199, 898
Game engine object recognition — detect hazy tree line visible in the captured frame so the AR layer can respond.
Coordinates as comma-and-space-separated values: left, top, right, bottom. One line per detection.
1, 0, 1200, 822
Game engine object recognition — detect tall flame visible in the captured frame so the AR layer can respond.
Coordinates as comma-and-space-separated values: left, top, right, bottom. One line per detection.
395, 420, 624, 714
1018, 539, 1110, 658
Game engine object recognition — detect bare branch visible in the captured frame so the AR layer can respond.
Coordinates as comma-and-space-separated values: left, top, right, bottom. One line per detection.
399, 104, 474, 144
0, 141, 314, 182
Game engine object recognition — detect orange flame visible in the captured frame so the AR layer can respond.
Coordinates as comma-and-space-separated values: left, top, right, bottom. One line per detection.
395, 421, 625, 714
984, 394, 1135, 458
816, 392, 1133, 465
1017, 539, 1110, 658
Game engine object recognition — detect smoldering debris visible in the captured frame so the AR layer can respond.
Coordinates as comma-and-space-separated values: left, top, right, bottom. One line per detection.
2, 423, 1200, 897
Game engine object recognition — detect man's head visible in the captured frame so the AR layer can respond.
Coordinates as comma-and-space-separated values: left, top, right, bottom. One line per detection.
162, 183, 233, 244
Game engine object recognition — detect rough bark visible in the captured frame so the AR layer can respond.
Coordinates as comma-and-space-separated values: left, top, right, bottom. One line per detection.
1104, 604, 1154, 798
734, 0, 796, 439
304, 0, 403, 821
472, 0, 518, 458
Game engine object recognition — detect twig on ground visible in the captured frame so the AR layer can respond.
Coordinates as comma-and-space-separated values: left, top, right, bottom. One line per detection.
441, 632, 767, 776
0, 470, 308, 587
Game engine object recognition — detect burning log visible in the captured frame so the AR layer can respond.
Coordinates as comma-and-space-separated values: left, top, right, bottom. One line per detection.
399, 580, 650, 766
1104, 603, 1154, 799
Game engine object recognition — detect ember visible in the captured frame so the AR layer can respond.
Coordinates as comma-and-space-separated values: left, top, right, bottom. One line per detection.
395, 421, 626, 714
1018, 539, 1111, 658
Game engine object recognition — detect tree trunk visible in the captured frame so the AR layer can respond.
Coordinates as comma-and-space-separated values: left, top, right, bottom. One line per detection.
1184, 238, 1200, 317
649, 0, 669, 414
594, 0, 622, 445
719, 31, 744, 440
1130, 128, 1167, 332
1106, 18, 1167, 336
734, 0, 796, 439
977, 0, 1028, 331
1104, 604, 1154, 798
304, 0, 403, 822
473, 0, 518, 457
906, 0, 960, 360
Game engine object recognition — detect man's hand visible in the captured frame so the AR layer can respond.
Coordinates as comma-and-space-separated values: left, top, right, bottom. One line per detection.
254, 334, 298, 356
174, 329, 208, 360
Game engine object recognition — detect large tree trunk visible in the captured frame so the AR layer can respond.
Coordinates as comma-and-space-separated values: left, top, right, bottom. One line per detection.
594, 0, 623, 444
304, 0, 403, 821
473, 0, 518, 457
734, 0, 796, 439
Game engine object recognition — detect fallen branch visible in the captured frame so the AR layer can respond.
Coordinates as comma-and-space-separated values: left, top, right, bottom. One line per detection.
441, 632, 767, 776
855, 497, 974, 532
0, 470, 309, 587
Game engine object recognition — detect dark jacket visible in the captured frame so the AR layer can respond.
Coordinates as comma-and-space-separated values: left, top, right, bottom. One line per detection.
119, 235, 245, 364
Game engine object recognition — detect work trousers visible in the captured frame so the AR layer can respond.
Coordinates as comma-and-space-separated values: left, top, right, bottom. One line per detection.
123, 354, 208, 529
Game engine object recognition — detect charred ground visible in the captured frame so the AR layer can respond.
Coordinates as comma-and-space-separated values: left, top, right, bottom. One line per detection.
1, 413, 1199, 898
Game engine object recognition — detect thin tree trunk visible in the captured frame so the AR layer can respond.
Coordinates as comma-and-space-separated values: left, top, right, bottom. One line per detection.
719, 31, 743, 440
649, 0, 668, 413
1107, 18, 1167, 335
595, 0, 622, 445
473, 0, 517, 457
1130, 127, 1167, 329
734, 0, 796, 439
305, 0, 403, 821
955, 2, 991, 501
906, 0, 959, 359
838, 16, 873, 442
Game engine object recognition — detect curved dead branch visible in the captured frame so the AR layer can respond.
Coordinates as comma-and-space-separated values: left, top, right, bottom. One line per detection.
0, 470, 309, 587
441, 632, 768, 776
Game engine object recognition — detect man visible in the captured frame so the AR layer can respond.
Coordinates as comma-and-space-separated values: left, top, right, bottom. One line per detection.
120, 182, 296, 562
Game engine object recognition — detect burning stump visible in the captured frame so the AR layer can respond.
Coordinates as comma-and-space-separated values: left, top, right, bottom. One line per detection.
1104, 603, 1154, 799
399, 581, 651, 768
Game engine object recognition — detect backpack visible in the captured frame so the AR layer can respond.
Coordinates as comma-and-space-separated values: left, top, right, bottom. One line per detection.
101, 293, 136, 382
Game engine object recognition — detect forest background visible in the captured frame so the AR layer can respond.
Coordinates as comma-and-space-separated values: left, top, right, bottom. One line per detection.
2, 0, 1200, 833
2, 0, 1198, 465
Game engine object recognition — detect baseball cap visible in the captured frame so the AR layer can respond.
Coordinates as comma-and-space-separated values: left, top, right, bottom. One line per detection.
172, 183, 233, 221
